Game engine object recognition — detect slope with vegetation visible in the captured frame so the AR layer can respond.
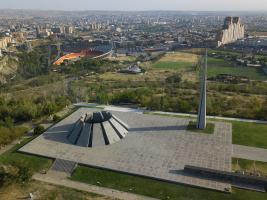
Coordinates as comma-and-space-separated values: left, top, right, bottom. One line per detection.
0, 56, 18, 84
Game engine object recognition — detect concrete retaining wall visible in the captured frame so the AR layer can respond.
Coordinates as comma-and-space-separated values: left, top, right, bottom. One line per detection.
184, 165, 267, 192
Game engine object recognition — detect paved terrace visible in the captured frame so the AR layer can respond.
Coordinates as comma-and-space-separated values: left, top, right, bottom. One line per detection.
19, 108, 232, 192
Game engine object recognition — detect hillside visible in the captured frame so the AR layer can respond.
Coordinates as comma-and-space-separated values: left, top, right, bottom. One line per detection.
0, 56, 18, 83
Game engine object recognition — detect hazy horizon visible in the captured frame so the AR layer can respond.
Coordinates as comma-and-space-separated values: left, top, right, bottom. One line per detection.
0, 0, 267, 11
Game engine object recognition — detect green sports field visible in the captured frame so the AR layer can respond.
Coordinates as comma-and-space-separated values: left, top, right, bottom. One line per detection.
152, 61, 195, 70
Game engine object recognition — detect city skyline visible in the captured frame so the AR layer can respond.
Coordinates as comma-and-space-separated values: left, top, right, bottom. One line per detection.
1, 0, 267, 11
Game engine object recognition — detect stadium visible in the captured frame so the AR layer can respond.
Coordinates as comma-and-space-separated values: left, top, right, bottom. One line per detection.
53, 40, 112, 65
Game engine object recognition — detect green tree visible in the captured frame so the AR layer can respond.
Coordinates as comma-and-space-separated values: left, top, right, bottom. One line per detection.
4, 116, 14, 128
166, 74, 182, 84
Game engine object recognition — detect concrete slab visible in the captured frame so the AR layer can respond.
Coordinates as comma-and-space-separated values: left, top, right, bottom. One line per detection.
103, 121, 120, 144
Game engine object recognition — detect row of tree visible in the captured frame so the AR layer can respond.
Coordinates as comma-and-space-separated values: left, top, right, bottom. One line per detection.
0, 96, 70, 124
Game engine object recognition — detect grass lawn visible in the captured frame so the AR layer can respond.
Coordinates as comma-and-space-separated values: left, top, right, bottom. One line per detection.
232, 158, 267, 177
232, 121, 267, 149
187, 121, 214, 134
71, 166, 267, 200
0, 136, 52, 172
152, 61, 195, 70
0, 180, 104, 200
207, 57, 267, 81
0, 137, 104, 200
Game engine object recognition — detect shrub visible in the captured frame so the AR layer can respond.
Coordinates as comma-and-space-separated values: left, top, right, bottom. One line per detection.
0, 126, 28, 146
53, 114, 61, 122
165, 74, 182, 84
33, 125, 45, 135
0, 161, 33, 186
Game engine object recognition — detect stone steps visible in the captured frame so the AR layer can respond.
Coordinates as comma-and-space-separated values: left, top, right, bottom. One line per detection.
51, 159, 77, 175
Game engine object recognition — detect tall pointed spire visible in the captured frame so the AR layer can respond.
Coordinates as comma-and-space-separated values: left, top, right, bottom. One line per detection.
197, 49, 207, 129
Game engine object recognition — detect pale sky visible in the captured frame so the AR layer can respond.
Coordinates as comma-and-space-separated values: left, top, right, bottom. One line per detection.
0, 0, 266, 11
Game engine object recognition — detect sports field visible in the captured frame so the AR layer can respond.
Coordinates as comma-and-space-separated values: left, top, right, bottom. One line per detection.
152, 52, 198, 70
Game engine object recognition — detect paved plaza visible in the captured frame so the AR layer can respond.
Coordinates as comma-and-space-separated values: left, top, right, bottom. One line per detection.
19, 107, 232, 192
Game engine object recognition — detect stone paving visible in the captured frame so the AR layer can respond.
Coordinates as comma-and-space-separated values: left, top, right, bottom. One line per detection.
233, 145, 267, 162
19, 108, 232, 192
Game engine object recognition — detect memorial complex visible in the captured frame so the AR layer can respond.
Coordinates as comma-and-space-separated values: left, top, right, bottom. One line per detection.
18, 52, 267, 194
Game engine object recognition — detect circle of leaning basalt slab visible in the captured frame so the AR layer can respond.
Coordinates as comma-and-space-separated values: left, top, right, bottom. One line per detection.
86, 111, 112, 123
67, 111, 129, 148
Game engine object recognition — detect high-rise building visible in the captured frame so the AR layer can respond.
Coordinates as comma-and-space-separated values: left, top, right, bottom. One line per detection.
217, 17, 245, 47
51, 27, 65, 34
36, 26, 41, 38
65, 26, 74, 34
0, 37, 12, 49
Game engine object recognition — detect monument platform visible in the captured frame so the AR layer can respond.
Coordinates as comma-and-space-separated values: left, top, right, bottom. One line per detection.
19, 107, 232, 192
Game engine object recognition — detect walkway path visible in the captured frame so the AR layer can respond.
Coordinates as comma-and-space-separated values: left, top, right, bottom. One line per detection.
33, 171, 158, 200
73, 103, 267, 124
233, 145, 267, 162
151, 111, 267, 124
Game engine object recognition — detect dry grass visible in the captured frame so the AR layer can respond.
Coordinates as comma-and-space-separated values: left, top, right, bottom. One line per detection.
99, 69, 176, 82
250, 31, 267, 37
0, 81, 66, 100
107, 55, 136, 62
180, 48, 204, 55
0, 181, 110, 200
158, 52, 198, 63
232, 158, 267, 177
30, 39, 51, 48
182, 71, 198, 82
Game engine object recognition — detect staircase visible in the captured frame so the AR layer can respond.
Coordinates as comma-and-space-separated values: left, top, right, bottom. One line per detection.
50, 159, 77, 175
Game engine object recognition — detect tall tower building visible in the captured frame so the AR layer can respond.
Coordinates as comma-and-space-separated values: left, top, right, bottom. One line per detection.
36, 26, 41, 38
65, 26, 74, 34
217, 16, 245, 47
